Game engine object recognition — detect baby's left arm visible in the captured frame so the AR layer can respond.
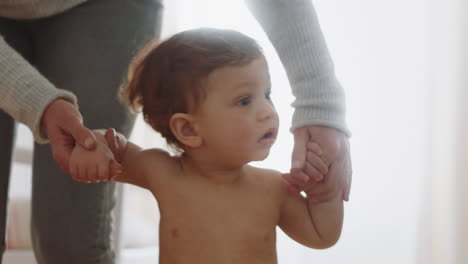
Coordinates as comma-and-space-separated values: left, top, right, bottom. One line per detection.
278, 180, 344, 249
68, 130, 121, 183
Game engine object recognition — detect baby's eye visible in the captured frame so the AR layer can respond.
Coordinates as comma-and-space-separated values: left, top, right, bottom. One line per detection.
265, 91, 271, 100
238, 97, 251, 106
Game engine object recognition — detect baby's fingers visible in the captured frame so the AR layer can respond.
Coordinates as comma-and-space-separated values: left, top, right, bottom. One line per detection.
290, 167, 311, 183
105, 128, 120, 161
304, 152, 328, 180
77, 166, 88, 183
86, 165, 99, 183
98, 162, 110, 183
71, 162, 87, 183
109, 161, 123, 181
70, 164, 80, 182
303, 162, 324, 181
282, 174, 301, 196
307, 151, 328, 174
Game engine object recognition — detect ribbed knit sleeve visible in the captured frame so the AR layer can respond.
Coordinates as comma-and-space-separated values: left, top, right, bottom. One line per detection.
245, 0, 350, 136
0, 35, 77, 143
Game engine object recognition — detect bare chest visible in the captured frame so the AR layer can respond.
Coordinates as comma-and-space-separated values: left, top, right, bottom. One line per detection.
155, 177, 281, 263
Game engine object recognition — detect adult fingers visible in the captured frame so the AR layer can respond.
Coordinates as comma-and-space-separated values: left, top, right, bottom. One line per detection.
343, 175, 352, 201
64, 116, 96, 150
342, 153, 353, 201
291, 128, 308, 173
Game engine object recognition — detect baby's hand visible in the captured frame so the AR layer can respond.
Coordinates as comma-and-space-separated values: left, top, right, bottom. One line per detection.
103, 128, 128, 164
69, 130, 122, 183
283, 142, 328, 195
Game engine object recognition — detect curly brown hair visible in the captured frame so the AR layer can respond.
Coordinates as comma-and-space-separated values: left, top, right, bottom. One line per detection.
120, 28, 264, 152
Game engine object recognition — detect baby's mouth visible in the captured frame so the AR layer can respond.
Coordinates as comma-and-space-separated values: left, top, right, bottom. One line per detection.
258, 128, 277, 144
261, 131, 274, 140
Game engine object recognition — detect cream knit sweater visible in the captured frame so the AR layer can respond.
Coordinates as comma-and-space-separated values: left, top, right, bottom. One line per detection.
0, 0, 349, 143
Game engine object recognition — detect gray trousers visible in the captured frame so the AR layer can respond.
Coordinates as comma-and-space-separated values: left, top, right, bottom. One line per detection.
0, 0, 163, 263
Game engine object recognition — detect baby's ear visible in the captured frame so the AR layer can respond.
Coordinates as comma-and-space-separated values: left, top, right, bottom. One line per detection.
169, 113, 202, 148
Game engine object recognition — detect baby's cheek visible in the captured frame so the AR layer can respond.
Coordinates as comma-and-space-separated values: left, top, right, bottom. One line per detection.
235, 123, 254, 139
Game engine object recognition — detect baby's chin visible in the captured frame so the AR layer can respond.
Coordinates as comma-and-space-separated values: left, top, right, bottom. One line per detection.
250, 148, 272, 162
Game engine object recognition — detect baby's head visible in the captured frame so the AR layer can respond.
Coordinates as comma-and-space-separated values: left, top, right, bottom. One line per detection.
120, 28, 267, 153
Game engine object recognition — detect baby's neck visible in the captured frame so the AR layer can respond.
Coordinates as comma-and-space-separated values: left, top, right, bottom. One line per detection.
179, 154, 247, 185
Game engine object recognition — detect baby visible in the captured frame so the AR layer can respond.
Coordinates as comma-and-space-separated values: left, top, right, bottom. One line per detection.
69, 28, 343, 263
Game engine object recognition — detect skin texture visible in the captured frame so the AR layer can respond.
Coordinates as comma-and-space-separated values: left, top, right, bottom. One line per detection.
41, 99, 97, 172
288, 126, 352, 202
69, 58, 343, 263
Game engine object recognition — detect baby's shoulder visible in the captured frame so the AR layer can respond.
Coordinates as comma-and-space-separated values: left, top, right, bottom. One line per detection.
136, 148, 181, 174
134, 149, 183, 192
246, 165, 282, 178
245, 165, 287, 190
139, 148, 173, 160
243, 166, 289, 207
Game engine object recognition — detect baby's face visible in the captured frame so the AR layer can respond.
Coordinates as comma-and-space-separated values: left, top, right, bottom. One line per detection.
193, 56, 279, 165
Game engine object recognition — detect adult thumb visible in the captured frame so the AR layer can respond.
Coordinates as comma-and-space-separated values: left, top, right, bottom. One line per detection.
67, 119, 97, 150
291, 127, 308, 171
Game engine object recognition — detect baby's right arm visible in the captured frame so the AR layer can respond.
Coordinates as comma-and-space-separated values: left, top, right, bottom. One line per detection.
102, 128, 177, 190
102, 128, 147, 187
69, 129, 168, 190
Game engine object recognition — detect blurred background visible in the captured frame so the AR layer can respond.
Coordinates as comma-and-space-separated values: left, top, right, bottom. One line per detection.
4, 0, 468, 263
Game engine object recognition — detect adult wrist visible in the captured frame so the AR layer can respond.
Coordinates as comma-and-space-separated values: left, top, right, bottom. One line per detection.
36, 90, 78, 143
291, 107, 351, 137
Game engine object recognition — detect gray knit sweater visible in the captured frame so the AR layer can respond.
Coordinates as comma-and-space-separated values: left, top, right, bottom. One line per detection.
0, 0, 349, 143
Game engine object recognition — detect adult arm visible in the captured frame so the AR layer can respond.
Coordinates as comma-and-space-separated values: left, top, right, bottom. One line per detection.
245, 0, 352, 201
0, 35, 96, 171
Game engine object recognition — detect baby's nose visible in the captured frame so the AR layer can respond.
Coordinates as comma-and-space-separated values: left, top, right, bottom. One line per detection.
258, 101, 277, 121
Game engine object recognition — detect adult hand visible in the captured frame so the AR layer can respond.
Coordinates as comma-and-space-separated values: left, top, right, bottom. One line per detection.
41, 99, 96, 172
69, 130, 122, 183
288, 126, 352, 202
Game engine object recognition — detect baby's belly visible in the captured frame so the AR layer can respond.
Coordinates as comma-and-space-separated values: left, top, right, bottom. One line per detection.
158, 225, 277, 264
159, 245, 277, 264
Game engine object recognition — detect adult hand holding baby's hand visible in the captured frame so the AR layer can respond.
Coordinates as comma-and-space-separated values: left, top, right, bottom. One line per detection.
41, 99, 97, 173
69, 130, 122, 183
288, 125, 352, 203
